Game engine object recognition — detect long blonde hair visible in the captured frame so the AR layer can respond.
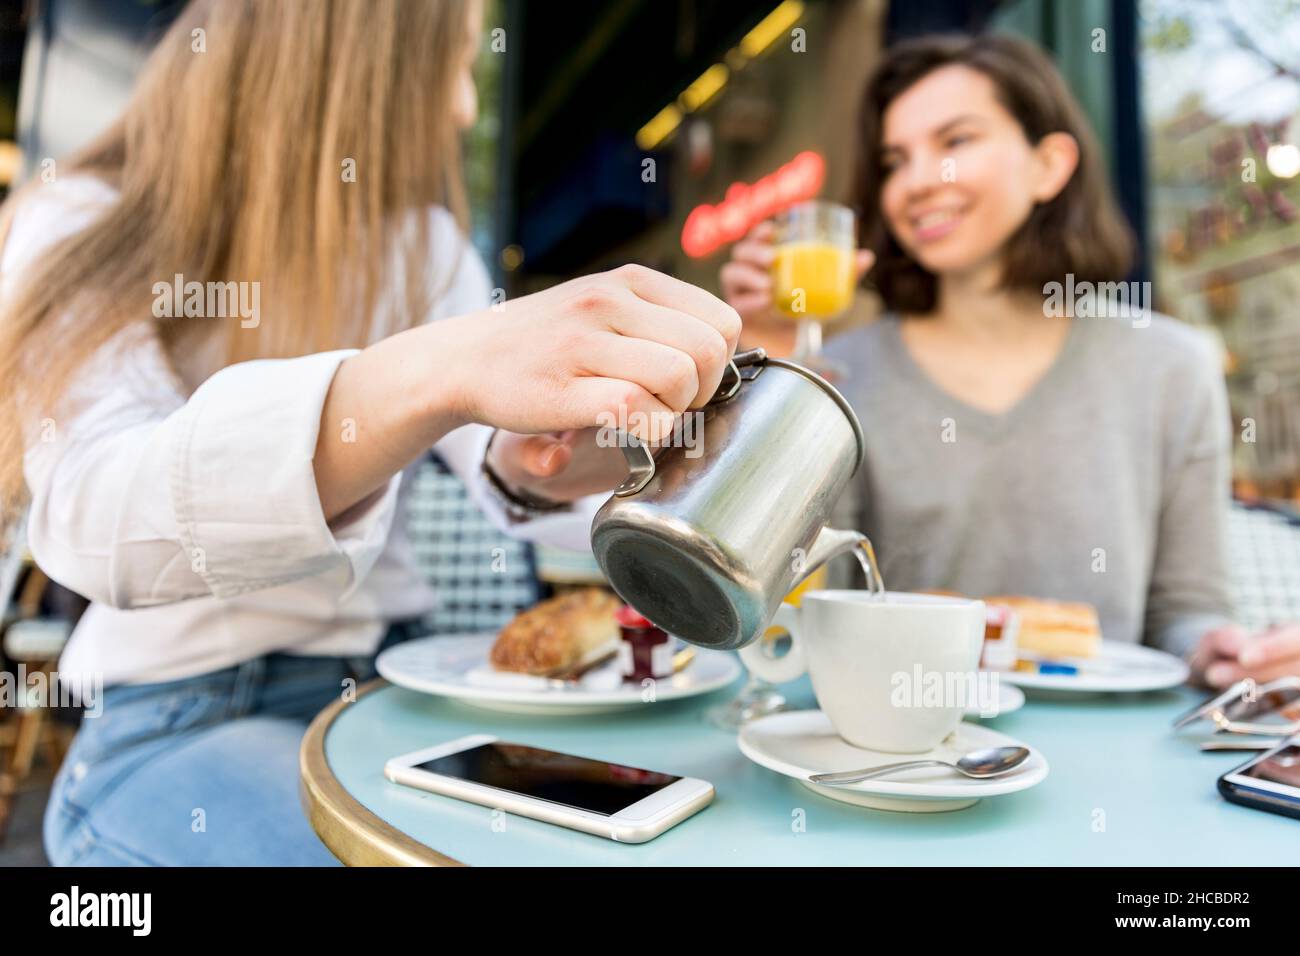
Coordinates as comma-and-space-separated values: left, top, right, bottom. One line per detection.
0, 0, 474, 525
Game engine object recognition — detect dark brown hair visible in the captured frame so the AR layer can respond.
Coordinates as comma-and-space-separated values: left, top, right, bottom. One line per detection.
852, 33, 1134, 314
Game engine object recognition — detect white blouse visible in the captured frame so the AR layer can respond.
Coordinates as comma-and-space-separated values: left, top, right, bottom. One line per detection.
9, 176, 597, 685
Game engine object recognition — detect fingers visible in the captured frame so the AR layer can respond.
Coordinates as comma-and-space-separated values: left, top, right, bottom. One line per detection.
1189, 624, 1239, 686
608, 264, 742, 356
1202, 659, 1236, 688
498, 432, 576, 479
731, 234, 776, 270
1199, 624, 1300, 688
476, 267, 741, 441
585, 289, 729, 409
1206, 655, 1300, 689
721, 224, 779, 323
557, 266, 738, 409
579, 330, 701, 413
1238, 624, 1300, 668
720, 260, 772, 292
562, 376, 678, 444
1189, 623, 1247, 675
728, 224, 776, 308
719, 260, 772, 312
1214, 624, 1251, 655
724, 224, 776, 314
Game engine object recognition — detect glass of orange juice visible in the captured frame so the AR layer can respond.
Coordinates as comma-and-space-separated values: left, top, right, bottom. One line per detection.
771, 200, 857, 374
705, 567, 829, 730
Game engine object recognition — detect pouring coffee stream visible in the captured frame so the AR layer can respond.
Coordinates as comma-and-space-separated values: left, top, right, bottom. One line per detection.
591, 348, 884, 651
855, 538, 886, 598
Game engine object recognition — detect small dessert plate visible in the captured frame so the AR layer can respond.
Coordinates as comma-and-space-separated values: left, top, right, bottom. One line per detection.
376, 633, 740, 715
738, 710, 1048, 812
998, 641, 1189, 694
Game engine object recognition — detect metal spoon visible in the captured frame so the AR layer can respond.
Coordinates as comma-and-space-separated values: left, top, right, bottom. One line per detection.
809, 745, 1031, 786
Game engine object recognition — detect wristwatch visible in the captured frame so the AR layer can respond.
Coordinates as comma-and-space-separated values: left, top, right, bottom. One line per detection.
479, 429, 573, 523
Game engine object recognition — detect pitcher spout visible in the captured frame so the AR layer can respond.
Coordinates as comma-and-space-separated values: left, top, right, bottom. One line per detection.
797, 527, 869, 588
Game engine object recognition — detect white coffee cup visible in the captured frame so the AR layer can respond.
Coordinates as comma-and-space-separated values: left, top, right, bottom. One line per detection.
739, 591, 985, 753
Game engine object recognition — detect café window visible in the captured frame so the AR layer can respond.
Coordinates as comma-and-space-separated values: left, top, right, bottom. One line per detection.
1142, 0, 1300, 499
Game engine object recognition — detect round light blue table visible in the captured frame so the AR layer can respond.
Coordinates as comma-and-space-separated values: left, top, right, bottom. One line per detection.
298, 674, 1296, 865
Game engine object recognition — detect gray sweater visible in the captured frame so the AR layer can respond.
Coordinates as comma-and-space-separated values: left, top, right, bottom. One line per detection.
823, 313, 1235, 657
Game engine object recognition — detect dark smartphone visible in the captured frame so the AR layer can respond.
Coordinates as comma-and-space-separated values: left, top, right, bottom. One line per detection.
1218, 739, 1300, 821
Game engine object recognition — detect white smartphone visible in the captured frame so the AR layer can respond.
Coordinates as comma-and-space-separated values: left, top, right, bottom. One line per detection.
384, 735, 714, 843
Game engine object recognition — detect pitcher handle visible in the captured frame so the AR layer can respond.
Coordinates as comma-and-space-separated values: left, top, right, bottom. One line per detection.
613, 434, 657, 497
613, 350, 766, 498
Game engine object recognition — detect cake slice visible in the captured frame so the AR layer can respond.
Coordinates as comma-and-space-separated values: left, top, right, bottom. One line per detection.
981, 603, 1020, 670
983, 595, 1101, 659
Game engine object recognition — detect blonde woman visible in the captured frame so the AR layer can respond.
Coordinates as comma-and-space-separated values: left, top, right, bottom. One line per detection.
0, 0, 738, 865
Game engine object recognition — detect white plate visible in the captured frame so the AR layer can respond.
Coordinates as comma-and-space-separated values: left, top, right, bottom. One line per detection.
738, 710, 1048, 812
997, 640, 1189, 693
963, 679, 1025, 718
376, 633, 741, 715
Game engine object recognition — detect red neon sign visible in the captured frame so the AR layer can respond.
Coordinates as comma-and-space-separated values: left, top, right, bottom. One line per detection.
680, 150, 826, 258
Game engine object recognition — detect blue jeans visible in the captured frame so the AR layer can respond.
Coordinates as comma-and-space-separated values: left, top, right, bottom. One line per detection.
44, 622, 421, 866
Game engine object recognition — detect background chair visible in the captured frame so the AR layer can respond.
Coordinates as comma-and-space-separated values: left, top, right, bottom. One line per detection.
406, 453, 543, 636
0, 512, 75, 846
1227, 500, 1300, 633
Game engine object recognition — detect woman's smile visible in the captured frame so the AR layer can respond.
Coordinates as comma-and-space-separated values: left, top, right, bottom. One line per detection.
909, 202, 970, 243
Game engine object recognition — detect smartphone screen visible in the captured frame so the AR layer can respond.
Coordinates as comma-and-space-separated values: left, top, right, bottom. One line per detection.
415, 742, 681, 816
1238, 743, 1300, 788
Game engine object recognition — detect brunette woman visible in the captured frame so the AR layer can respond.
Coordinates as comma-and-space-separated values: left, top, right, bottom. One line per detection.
723, 34, 1299, 686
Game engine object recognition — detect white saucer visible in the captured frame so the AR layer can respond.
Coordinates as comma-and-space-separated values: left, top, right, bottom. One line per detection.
998, 640, 1189, 694
738, 710, 1048, 812
963, 679, 1025, 718
376, 633, 741, 715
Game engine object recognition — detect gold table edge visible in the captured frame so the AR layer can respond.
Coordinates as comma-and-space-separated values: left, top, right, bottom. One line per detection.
299, 677, 465, 867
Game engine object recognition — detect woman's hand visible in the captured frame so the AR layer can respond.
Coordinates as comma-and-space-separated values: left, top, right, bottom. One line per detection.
719, 221, 873, 357
445, 264, 742, 504
449, 263, 741, 440
1189, 622, 1300, 688
486, 428, 628, 503
314, 264, 739, 520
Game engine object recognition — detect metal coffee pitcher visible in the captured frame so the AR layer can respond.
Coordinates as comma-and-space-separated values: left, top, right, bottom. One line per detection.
590, 348, 867, 651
